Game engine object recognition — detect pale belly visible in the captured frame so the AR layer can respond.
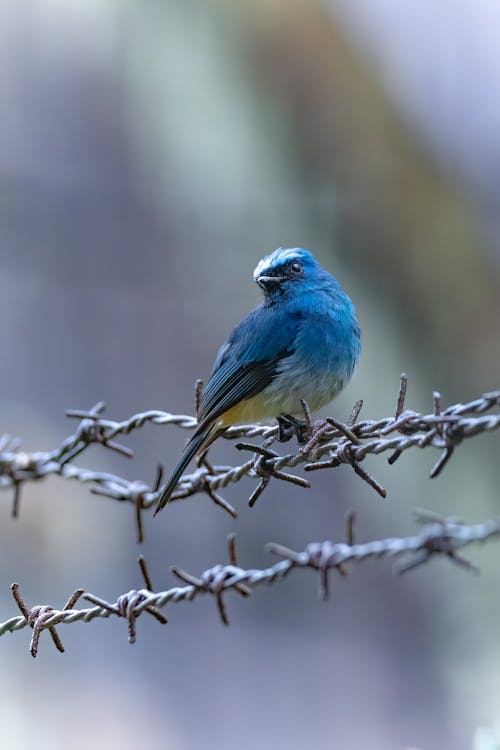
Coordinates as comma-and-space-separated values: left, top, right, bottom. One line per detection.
219, 369, 345, 426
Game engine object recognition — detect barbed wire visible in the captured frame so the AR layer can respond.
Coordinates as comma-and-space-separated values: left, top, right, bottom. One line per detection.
1, 510, 498, 657
0, 376, 498, 540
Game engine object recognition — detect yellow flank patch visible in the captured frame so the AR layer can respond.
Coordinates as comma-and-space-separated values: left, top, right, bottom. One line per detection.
219, 392, 272, 426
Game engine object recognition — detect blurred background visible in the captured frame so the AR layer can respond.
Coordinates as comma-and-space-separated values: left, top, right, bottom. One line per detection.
0, 0, 499, 748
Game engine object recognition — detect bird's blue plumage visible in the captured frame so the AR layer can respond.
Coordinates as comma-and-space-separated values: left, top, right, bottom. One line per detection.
155, 247, 360, 514
199, 304, 300, 420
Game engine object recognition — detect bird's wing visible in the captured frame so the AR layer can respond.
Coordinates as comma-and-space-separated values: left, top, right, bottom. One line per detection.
197, 305, 302, 425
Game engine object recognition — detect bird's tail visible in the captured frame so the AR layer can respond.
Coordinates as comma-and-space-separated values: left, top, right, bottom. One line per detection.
154, 422, 218, 515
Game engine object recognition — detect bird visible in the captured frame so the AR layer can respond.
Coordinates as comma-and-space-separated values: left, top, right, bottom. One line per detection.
154, 247, 360, 515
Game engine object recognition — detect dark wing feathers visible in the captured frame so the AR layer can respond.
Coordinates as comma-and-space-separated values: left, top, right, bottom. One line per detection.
155, 307, 302, 513
197, 357, 283, 426
198, 305, 303, 423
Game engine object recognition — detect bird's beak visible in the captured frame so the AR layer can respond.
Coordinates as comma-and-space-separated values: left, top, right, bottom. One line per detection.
257, 274, 286, 289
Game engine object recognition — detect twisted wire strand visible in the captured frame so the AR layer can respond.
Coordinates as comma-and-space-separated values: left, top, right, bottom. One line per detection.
1, 514, 499, 656
0, 384, 498, 519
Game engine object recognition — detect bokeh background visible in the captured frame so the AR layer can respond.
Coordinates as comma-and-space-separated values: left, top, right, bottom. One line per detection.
1, 1, 499, 748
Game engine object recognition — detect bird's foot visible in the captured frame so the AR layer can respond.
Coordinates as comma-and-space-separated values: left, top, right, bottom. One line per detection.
277, 414, 312, 444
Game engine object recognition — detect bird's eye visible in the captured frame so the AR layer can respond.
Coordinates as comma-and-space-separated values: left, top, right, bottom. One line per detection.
290, 261, 303, 274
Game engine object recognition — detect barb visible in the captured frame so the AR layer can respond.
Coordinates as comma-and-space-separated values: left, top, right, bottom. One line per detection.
10, 584, 85, 657
0, 378, 498, 526
1, 514, 498, 655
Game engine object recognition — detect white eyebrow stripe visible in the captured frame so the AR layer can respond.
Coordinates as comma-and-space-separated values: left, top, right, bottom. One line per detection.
253, 249, 302, 279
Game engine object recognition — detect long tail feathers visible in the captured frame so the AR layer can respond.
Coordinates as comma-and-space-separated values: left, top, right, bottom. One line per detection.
154, 422, 218, 515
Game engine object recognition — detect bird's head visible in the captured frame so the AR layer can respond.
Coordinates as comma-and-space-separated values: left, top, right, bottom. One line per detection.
254, 248, 328, 299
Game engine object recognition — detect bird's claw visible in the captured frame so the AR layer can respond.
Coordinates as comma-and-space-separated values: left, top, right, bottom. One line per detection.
277, 414, 312, 444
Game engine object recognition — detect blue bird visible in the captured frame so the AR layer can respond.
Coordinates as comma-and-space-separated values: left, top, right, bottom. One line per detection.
155, 248, 360, 515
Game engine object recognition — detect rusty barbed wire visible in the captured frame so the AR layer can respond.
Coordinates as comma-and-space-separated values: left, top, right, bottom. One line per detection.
0, 376, 498, 535
1, 511, 499, 657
